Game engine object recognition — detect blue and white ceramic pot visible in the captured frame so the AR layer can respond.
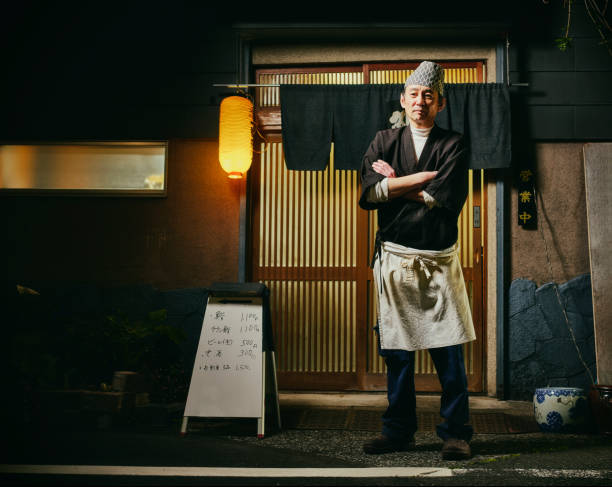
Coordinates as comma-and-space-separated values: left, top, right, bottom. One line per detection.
533, 387, 588, 433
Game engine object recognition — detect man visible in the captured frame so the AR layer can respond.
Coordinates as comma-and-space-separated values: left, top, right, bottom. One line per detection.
359, 61, 476, 461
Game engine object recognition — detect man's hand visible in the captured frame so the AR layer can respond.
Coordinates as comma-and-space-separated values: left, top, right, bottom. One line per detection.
372, 160, 396, 178
404, 190, 425, 203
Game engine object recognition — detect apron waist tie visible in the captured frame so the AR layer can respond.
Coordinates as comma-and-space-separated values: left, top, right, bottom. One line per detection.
414, 255, 435, 280
370, 231, 382, 269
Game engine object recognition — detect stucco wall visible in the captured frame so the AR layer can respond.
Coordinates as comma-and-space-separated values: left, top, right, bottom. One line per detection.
1, 140, 240, 290
510, 143, 590, 285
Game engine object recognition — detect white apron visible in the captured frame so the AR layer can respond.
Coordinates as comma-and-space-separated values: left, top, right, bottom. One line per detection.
373, 241, 476, 351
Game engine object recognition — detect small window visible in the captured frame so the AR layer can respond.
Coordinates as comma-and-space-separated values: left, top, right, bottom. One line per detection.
0, 142, 167, 196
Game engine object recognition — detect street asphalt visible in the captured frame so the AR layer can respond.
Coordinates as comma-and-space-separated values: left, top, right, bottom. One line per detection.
1, 394, 611, 486
2, 421, 612, 485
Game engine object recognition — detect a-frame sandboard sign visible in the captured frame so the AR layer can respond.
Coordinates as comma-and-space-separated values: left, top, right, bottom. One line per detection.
180, 282, 280, 438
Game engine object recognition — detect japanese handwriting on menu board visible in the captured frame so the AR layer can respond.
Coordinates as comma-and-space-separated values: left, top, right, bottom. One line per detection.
197, 305, 261, 374
237, 311, 260, 362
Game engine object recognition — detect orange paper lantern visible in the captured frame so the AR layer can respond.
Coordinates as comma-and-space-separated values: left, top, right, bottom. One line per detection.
218, 96, 254, 179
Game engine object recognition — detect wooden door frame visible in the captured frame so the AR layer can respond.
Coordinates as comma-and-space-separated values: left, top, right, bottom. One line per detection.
248, 63, 487, 392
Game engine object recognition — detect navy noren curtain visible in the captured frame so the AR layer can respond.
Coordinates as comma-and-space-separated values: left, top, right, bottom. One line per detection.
279, 83, 511, 170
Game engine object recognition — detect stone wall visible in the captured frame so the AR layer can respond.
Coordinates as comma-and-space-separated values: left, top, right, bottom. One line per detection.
508, 274, 596, 400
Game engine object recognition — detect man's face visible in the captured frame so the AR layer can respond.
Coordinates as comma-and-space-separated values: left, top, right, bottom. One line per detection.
400, 84, 446, 128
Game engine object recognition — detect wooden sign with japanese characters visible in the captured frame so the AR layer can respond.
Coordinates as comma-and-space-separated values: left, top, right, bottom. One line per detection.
183, 296, 264, 419
518, 167, 537, 228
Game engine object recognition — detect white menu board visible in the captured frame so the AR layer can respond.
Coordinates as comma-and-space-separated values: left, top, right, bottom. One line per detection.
184, 296, 263, 418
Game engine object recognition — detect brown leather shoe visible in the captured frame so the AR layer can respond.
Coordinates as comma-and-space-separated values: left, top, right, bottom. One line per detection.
441, 438, 472, 460
363, 435, 415, 454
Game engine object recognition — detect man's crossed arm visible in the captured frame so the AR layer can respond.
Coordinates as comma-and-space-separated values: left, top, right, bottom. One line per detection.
369, 160, 438, 206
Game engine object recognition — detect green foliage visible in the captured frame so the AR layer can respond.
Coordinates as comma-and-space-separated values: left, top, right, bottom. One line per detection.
10, 307, 187, 402
551, 0, 612, 56
102, 309, 186, 373
555, 36, 573, 51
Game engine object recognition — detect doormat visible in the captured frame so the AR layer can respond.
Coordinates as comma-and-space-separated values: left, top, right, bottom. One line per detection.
281, 408, 539, 434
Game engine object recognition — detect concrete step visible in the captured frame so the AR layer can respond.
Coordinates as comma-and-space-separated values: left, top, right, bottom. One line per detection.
278, 392, 533, 416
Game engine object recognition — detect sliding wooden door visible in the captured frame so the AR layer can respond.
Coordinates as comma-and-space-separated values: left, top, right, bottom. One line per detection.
250, 62, 486, 391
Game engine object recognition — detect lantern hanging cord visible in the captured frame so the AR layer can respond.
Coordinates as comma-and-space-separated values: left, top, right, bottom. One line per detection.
252, 123, 269, 155
233, 88, 254, 102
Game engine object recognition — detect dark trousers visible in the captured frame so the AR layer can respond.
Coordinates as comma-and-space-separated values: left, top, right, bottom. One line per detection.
380, 343, 473, 442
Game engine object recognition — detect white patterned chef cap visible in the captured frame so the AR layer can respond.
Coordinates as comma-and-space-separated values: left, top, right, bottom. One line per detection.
404, 61, 445, 96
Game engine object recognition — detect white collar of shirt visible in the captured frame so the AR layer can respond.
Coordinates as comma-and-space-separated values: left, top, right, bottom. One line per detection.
410, 125, 432, 160
411, 125, 432, 138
